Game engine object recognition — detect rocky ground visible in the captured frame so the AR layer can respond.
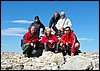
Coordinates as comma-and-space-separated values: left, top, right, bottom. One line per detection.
1, 51, 99, 70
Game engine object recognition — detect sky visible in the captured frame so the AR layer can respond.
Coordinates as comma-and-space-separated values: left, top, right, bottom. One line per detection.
1, 1, 99, 53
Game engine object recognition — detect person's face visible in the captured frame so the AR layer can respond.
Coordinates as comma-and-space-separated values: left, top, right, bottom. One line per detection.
61, 15, 65, 19
54, 12, 58, 18
65, 28, 71, 34
30, 26, 35, 34
46, 28, 51, 36
35, 18, 39, 22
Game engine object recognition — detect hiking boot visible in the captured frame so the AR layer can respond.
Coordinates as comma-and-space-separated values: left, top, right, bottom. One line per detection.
32, 50, 36, 54
62, 51, 66, 56
55, 50, 59, 53
24, 54, 30, 58
78, 50, 82, 53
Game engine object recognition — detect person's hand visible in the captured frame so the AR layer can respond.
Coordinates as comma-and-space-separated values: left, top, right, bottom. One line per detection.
60, 43, 63, 46
40, 28, 44, 32
39, 38, 42, 41
58, 37, 61, 40
71, 53, 74, 56
32, 40, 34, 43
48, 40, 52, 43
31, 43, 34, 46
49, 40, 54, 44
51, 40, 54, 44
66, 42, 68, 45
60, 27, 64, 32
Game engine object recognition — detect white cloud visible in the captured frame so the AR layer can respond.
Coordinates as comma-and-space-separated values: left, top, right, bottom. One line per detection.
78, 38, 94, 41
1, 28, 95, 41
1, 28, 28, 37
11, 20, 33, 24
1, 43, 8, 47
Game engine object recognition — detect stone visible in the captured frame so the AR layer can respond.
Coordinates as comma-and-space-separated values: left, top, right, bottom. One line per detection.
49, 53, 64, 66
37, 51, 54, 62
12, 64, 24, 70
60, 56, 94, 70
1, 52, 99, 70
92, 59, 99, 70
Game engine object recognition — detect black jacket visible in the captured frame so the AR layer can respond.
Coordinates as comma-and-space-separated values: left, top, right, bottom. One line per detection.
49, 14, 60, 28
28, 21, 45, 36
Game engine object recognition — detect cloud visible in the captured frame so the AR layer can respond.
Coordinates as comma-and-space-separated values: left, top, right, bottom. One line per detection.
1, 28, 28, 37
78, 38, 94, 41
11, 20, 33, 24
1, 43, 8, 47
1, 27, 95, 41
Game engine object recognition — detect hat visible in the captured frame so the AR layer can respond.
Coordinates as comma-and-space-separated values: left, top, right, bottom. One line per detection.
60, 11, 65, 16
34, 16, 39, 20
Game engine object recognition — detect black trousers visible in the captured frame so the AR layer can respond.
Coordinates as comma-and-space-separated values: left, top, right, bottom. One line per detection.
44, 43, 57, 52
52, 26, 58, 32
56, 30, 65, 37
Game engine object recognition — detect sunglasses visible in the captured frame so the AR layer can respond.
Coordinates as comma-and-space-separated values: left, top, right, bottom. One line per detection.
66, 30, 70, 31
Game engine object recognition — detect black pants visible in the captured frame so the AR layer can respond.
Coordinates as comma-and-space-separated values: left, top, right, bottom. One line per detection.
44, 43, 57, 52
22, 44, 36, 55
56, 30, 65, 37
62, 44, 81, 55
52, 26, 58, 32
52, 26, 58, 35
56, 42, 71, 55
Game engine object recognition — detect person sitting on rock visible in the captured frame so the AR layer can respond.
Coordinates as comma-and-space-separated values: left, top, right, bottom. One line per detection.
49, 11, 60, 35
55, 11, 72, 38
41, 28, 59, 52
22, 26, 39, 57
59, 27, 80, 56
28, 16, 45, 38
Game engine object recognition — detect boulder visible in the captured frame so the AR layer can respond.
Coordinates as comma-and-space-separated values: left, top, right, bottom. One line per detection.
1, 52, 99, 70
49, 53, 64, 66
60, 56, 94, 70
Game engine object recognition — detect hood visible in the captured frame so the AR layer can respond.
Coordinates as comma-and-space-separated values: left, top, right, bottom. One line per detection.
71, 30, 74, 33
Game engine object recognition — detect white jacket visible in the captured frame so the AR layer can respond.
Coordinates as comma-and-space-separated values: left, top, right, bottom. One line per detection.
55, 18, 72, 30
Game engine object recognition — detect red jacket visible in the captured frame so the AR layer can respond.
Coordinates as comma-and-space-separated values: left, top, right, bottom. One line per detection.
60, 30, 76, 53
41, 34, 59, 47
23, 30, 38, 44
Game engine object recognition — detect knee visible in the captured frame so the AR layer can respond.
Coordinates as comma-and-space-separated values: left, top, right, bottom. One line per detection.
57, 42, 60, 46
75, 43, 80, 50
44, 42, 47, 45
60, 43, 63, 46
75, 42, 80, 47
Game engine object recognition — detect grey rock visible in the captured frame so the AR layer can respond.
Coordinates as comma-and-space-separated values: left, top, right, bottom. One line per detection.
1, 52, 99, 70
49, 53, 64, 66
60, 56, 94, 70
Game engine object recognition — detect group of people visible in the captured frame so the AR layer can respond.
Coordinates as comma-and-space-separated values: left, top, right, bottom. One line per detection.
21, 11, 81, 57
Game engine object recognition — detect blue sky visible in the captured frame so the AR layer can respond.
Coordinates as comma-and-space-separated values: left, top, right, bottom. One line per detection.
1, 1, 99, 53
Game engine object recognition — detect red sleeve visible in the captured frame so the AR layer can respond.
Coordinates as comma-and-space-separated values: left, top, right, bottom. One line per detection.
41, 36, 49, 43
68, 41, 73, 44
53, 36, 59, 42
71, 35, 76, 53
32, 34, 38, 43
24, 33, 31, 44
60, 34, 66, 44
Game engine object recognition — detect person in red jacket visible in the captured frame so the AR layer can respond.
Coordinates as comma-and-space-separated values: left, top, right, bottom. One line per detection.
41, 28, 59, 52
22, 26, 39, 57
60, 27, 80, 56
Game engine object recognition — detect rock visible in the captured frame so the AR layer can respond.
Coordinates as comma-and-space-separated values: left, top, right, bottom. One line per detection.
1, 52, 99, 70
1, 64, 12, 70
60, 56, 94, 70
49, 53, 64, 66
12, 64, 24, 70
92, 59, 99, 70
37, 51, 54, 62
37, 51, 64, 66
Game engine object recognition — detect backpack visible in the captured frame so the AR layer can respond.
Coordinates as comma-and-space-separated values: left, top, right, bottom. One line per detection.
21, 39, 24, 47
